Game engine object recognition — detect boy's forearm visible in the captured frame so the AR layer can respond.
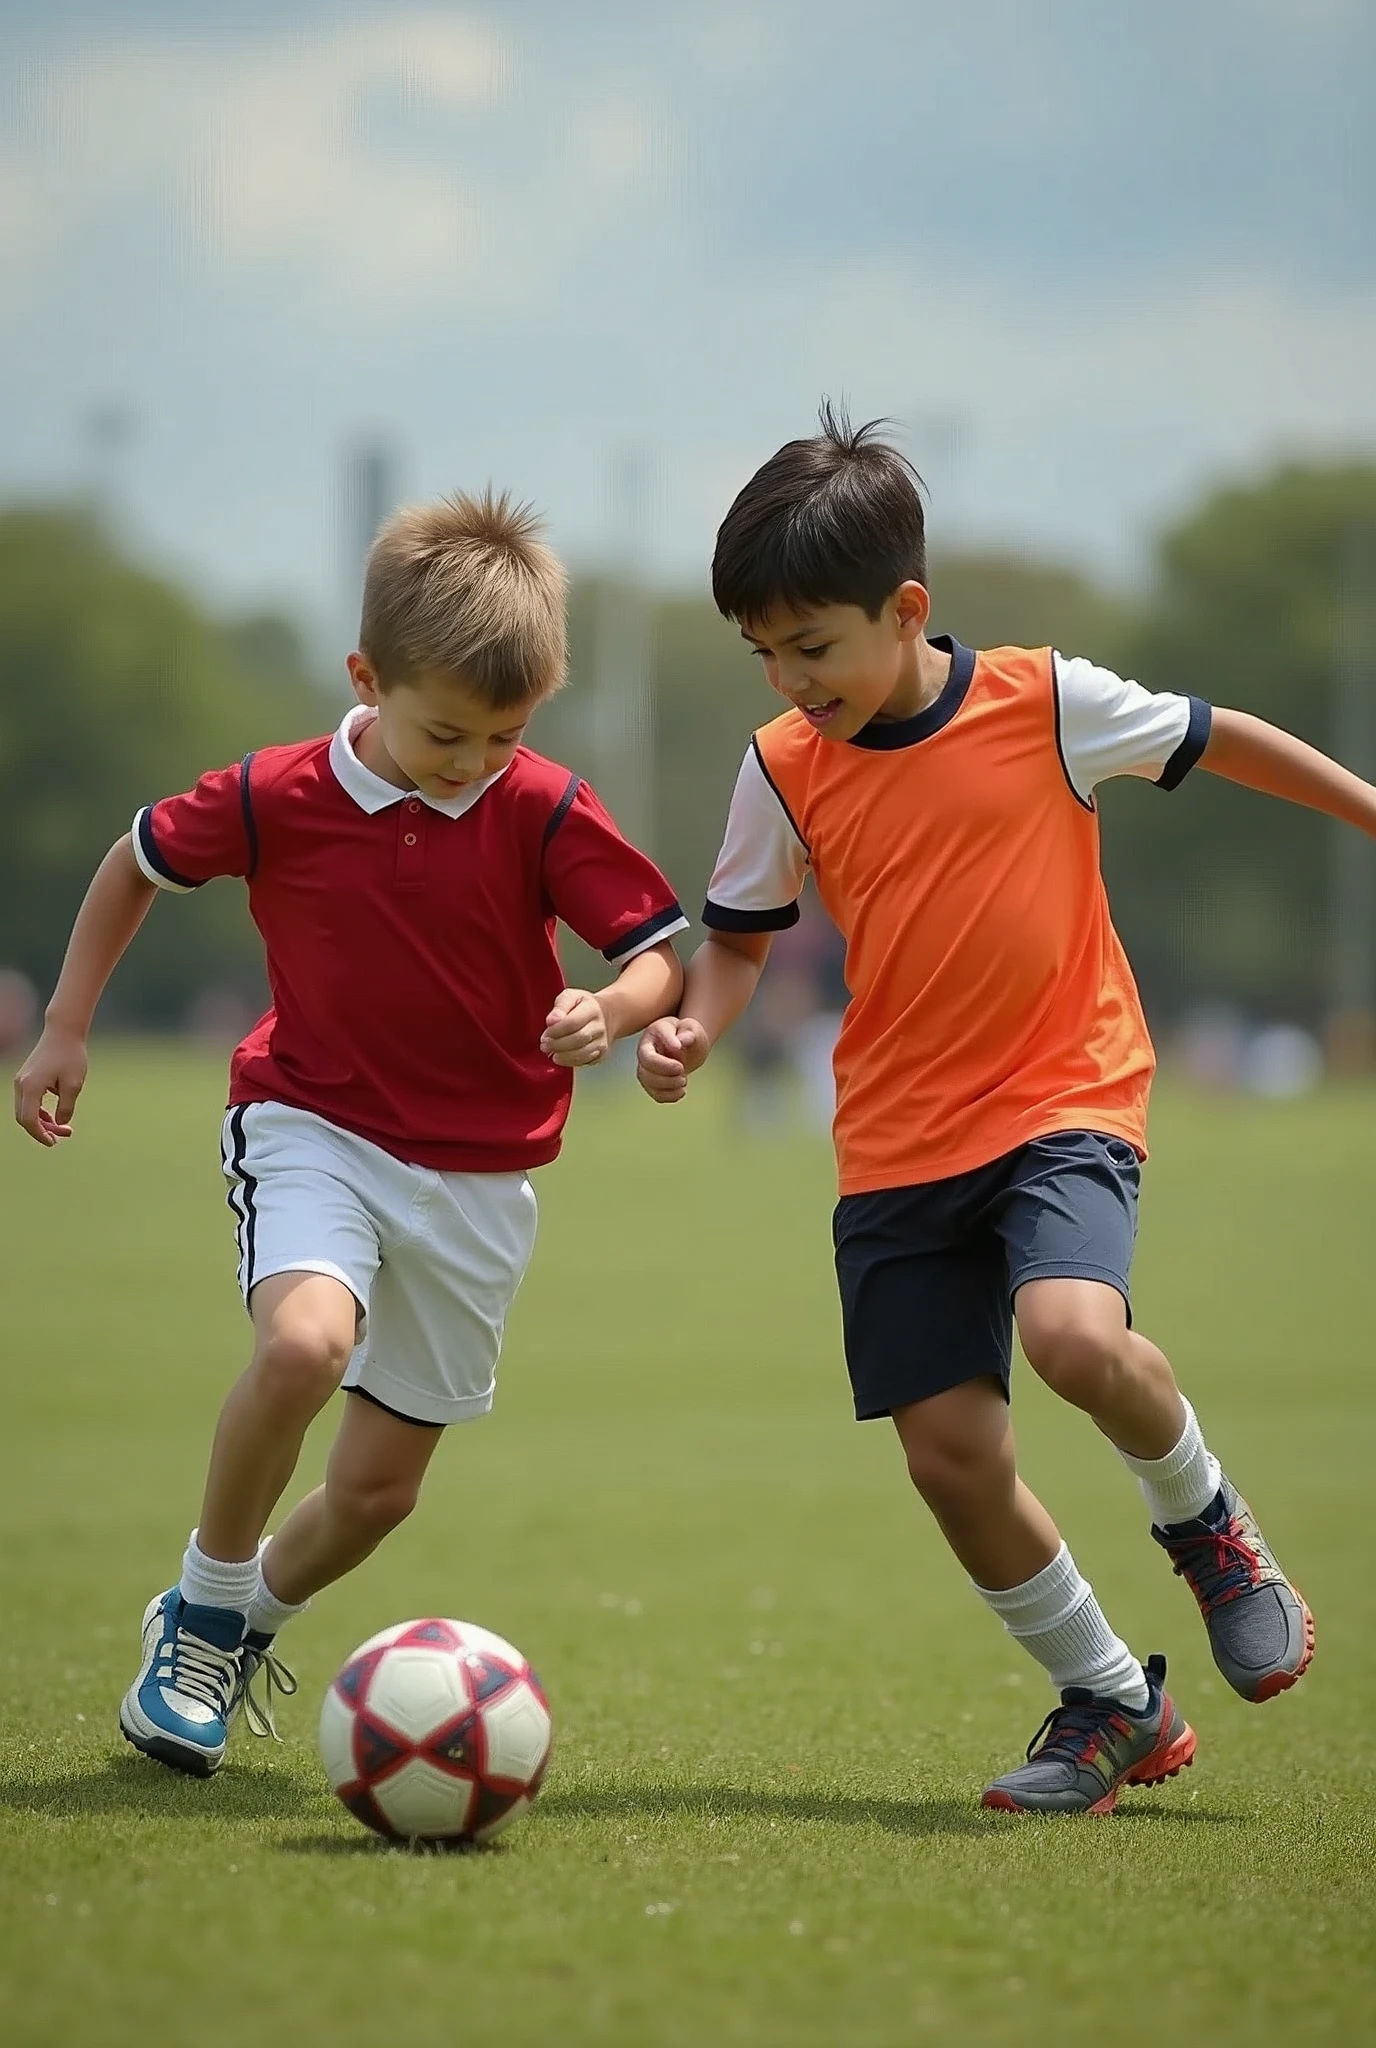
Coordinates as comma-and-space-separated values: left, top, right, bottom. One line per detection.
599, 940, 684, 1042
680, 932, 770, 1045
1203, 708, 1376, 835
45, 837, 159, 1036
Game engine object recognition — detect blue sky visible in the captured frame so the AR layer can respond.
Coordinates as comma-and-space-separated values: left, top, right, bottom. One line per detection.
2, 0, 1373, 642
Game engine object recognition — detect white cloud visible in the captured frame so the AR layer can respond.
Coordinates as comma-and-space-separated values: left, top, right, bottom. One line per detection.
0, 12, 669, 318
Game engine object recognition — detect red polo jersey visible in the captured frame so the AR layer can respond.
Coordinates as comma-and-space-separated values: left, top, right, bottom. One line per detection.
132, 708, 686, 1172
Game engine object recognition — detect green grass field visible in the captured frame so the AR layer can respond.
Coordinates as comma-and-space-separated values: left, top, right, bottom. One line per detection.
2, 1045, 1374, 2046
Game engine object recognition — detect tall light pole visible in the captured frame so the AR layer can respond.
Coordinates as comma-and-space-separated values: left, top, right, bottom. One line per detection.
593, 442, 656, 852
82, 400, 139, 533
903, 409, 973, 547
1326, 517, 1376, 1071
341, 438, 399, 623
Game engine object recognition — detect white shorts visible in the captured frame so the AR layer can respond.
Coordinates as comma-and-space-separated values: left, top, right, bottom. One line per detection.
220, 1102, 539, 1427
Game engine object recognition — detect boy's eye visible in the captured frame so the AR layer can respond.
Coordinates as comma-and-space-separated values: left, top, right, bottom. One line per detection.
799, 644, 829, 660
426, 731, 462, 745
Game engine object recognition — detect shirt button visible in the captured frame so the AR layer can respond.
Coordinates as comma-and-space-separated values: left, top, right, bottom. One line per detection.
403, 832, 418, 846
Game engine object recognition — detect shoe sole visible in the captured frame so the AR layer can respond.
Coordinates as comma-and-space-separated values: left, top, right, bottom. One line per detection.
118, 1702, 224, 1778
980, 1721, 1198, 1817
1245, 1595, 1315, 1704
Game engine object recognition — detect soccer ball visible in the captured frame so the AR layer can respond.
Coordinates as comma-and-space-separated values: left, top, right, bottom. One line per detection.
318, 1617, 552, 1844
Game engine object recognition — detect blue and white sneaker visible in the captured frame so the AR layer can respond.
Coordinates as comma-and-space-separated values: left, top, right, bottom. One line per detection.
119, 1589, 245, 1777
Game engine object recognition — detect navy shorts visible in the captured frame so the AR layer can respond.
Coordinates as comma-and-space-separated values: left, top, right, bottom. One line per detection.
832, 1130, 1141, 1420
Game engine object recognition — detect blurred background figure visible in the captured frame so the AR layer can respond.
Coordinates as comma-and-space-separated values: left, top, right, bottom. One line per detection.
735, 891, 848, 1133
0, 968, 38, 1059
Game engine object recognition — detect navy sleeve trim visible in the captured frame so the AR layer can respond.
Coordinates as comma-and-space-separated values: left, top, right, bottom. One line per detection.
749, 735, 809, 852
239, 752, 260, 878
702, 899, 802, 933
602, 902, 687, 963
1157, 697, 1212, 791
542, 771, 582, 851
137, 807, 203, 891
1050, 649, 1095, 813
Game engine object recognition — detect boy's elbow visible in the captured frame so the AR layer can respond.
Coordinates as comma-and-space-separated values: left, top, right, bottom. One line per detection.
649, 939, 685, 1009
703, 928, 771, 969
613, 938, 682, 1001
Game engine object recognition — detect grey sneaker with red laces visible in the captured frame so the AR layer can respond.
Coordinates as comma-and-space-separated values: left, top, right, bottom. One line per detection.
981, 1654, 1196, 1816
1152, 1476, 1314, 1703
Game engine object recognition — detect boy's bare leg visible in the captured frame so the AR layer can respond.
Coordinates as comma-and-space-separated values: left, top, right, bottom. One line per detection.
1015, 1276, 1313, 1701
891, 1377, 1058, 1590
261, 1392, 443, 1608
197, 1271, 360, 1563
1013, 1276, 1184, 1459
893, 1376, 1145, 1701
893, 1377, 1197, 1813
214, 1376, 441, 1751
119, 1271, 357, 1776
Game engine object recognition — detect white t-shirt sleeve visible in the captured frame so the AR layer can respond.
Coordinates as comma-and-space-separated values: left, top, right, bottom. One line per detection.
702, 741, 809, 932
1054, 652, 1212, 804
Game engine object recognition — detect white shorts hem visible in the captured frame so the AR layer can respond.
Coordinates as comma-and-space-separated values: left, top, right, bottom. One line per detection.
243, 1257, 366, 1313
342, 1368, 496, 1429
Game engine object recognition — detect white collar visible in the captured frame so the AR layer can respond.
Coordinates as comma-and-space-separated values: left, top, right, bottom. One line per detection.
328, 706, 512, 819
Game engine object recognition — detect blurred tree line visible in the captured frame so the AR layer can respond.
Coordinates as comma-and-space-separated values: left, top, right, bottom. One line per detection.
4, 460, 1375, 1038
0, 508, 327, 1027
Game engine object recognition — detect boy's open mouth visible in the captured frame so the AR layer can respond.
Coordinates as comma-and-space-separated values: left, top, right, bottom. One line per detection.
799, 699, 843, 729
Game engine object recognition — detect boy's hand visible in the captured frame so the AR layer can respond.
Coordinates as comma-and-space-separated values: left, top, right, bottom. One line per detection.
541, 988, 610, 1068
636, 1016, 712, 1103
13, 1025, 88, 1146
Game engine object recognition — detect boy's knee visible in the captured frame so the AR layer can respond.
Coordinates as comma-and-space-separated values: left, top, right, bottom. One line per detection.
1020, 1313, 1126, 1410
329, 1471, 421, 1539
254, 1322, 353, 1413
901, 1419, 1005, 1513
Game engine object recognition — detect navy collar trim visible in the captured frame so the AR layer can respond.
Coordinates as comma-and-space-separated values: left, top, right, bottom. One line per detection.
847, 635, 976, 751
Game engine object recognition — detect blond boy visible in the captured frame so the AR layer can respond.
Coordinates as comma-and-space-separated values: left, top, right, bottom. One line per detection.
15, 492, 685, 1775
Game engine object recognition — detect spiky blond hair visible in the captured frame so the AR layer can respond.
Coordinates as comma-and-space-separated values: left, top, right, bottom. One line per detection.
359, 489, 568, 707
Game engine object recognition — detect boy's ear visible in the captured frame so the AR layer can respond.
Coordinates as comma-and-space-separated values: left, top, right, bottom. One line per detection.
346, 651, 381, 704
893, 581, 932, 640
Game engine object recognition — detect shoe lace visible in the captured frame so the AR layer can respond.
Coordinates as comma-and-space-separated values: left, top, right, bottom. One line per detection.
1024, 1693, 1130, 1768
159, 1628, 240, 1717
1162, 1521, 1259, 1615
238, 1644, 299, 1741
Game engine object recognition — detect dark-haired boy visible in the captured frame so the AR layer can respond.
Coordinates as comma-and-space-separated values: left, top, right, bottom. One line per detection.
638, 409, 1375, 1814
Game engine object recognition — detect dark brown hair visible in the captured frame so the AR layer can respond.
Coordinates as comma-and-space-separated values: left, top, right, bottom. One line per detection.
712, 401, 926, 623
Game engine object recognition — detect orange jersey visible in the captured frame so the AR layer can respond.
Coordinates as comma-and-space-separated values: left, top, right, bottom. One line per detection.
703, 638, 1211, 1194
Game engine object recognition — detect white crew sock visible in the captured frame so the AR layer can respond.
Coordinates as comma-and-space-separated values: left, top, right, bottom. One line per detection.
1118, 1399, 1222, 1528
245, 1539, 310, 1639
975, 1543, 1149, 1710
179, 1529, 259, 1619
